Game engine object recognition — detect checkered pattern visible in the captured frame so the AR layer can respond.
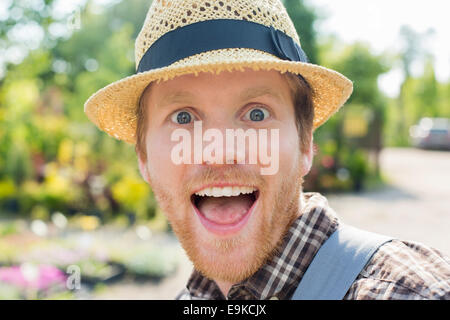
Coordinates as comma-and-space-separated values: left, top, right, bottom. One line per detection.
176, 192, 450, 300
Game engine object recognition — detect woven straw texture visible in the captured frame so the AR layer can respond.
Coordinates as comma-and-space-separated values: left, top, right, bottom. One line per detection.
84, 0, 353, 144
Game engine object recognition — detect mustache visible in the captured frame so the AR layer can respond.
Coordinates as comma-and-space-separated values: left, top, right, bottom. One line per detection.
185, 166, 266, 195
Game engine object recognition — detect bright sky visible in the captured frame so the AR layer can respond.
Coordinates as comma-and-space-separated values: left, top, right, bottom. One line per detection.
307, 0, 450, 97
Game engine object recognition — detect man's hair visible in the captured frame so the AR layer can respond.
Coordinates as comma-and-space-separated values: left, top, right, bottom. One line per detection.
135, 72, 314, 162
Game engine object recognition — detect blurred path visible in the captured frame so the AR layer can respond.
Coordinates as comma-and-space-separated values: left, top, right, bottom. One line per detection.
92, 147, 449, 299
326, 147, 450, 255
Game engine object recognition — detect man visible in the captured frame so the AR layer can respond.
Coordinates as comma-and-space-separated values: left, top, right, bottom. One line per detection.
84, 0, 450, 299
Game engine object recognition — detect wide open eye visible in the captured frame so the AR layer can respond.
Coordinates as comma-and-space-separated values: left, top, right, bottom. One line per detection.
171, 110, 194, 124
243, 107, 270, 122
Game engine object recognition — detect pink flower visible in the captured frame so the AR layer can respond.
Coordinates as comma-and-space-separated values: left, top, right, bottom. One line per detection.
0, 264, 67, 291
36, 265, 67, 290
0, 266, 27, 288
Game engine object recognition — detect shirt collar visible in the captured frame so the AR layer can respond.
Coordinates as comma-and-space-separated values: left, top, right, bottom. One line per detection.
184, 192, 340, 300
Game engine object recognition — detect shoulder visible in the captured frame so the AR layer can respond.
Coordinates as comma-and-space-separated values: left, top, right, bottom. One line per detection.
346, 239, 450, 300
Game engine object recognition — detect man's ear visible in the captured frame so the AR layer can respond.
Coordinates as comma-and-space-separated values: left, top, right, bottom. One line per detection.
137, 152, 151, 184
300, 136, 314, 177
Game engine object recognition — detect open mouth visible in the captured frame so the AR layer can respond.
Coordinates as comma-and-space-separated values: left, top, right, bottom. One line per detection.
190, 186, 260, 236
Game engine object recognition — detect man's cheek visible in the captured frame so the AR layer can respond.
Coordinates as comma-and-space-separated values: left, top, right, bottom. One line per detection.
147, 134, 177, 170
278, 136, 300, 171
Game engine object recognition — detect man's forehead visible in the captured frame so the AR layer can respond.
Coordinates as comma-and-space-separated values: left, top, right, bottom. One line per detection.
155, 85, 285, 109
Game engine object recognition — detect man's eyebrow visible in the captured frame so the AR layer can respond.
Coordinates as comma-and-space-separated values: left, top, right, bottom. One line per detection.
157, 85, 283, 108
238, 85, 284, 103
157, 91, 197, 108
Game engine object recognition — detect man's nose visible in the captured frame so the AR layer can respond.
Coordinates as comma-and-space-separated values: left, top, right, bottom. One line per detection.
199, 122, 254, 166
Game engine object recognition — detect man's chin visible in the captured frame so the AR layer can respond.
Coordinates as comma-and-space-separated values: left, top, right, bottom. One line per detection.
188, 239, 271, 283
175, 215, 276, 283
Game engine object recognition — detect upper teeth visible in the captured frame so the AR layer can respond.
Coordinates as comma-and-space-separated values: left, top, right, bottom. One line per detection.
195, 186, 257, 197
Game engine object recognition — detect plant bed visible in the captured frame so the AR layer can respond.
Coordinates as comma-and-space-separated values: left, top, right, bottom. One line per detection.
77, 260, 126, 285
0, 264, 69, 300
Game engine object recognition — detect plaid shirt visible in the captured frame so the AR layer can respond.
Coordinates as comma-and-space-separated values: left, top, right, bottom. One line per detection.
176, 192, 450, 300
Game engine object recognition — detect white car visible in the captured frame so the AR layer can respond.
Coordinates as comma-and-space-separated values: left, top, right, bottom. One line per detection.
409, 117, 450, 150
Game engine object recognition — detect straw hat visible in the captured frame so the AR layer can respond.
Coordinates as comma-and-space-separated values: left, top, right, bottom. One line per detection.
84, 0, 353, 144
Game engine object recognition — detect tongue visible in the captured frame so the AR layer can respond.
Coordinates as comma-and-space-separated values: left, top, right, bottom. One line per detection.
197, 194, 254, 225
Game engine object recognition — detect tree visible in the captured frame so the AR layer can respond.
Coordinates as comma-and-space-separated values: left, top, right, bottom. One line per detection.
283, 0, 319, 64
0, 0, 155, 219
396, 25, 435, 145
313, 40, 390, 184
417, 57, 439, 118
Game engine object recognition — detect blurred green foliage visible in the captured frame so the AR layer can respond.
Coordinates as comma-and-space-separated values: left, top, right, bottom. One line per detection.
0, 0, 449, 221
0, 0, 154, 222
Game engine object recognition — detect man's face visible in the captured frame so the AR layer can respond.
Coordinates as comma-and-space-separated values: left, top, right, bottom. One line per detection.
138, 68, 312, 283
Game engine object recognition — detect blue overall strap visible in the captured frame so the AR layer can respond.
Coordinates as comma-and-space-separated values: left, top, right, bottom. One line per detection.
292, 224, 394, 300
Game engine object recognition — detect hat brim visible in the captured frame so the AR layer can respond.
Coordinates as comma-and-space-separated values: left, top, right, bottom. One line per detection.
84, 48, 353, 144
